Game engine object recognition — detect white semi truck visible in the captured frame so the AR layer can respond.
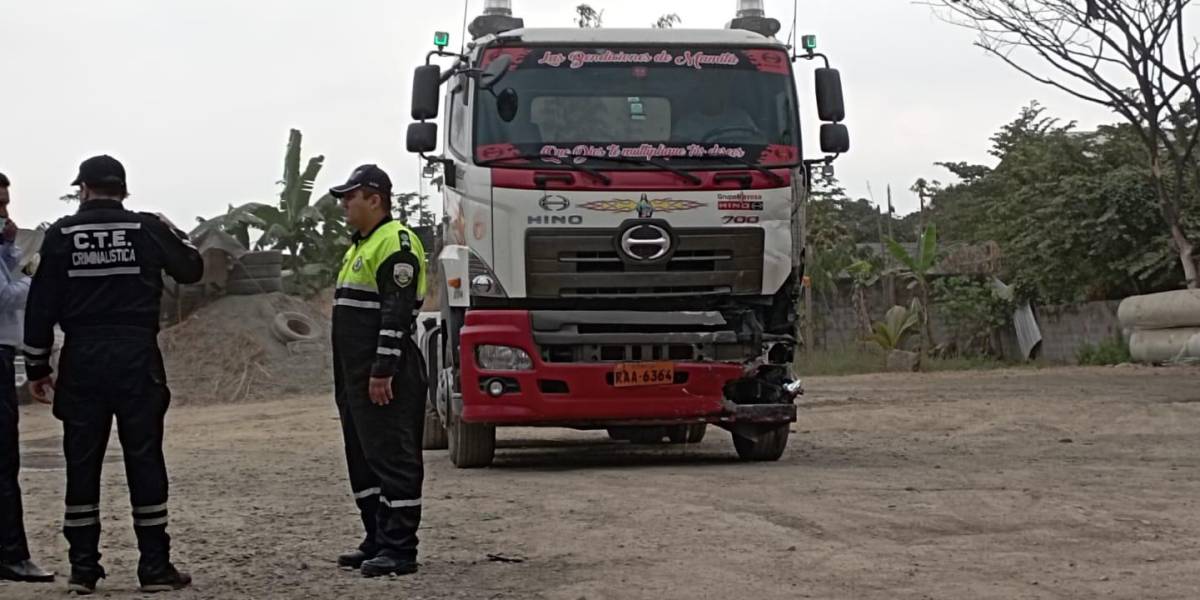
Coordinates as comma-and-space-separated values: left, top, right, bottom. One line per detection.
408, 0, 850, 468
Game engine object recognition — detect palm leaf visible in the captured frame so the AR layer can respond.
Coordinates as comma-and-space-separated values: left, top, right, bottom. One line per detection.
917, 224, 938, 272
886, 237, 919, 272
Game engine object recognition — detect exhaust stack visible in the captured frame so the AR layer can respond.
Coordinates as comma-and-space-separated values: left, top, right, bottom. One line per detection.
730, 0, 781, 38
471, 0, 524, 38
483, 0, 513, 16
737, 0, 766, 18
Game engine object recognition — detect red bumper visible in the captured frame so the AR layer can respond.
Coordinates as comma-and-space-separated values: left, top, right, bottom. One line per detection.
459, 310, 740, 425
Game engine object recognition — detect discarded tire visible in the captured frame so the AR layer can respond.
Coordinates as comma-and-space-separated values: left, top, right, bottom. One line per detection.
227, 277, 282, 296
230, 263, 283, 280
237, 250, 284, 267
271, 312, 319, 344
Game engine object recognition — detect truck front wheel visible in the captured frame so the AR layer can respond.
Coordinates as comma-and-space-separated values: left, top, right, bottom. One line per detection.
448, 408, 496, 469
732, 425, 790, 462
667, 424, 707, 444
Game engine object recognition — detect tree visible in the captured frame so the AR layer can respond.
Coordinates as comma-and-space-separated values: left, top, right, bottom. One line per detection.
393, 192, 436, 229
931, 0, 1200, 288
921, 103, 1189, 303
575, 4, 603, 28
653, 14, 681, 29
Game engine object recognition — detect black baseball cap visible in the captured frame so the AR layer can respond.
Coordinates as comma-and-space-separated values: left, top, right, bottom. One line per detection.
71, 155, 127, 189
330, 164, 392, 199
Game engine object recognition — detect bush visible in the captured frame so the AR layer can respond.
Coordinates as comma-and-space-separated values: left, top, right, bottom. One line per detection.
1076, 336, 1131, 366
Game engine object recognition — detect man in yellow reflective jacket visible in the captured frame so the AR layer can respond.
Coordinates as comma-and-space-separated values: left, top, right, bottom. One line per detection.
328, 165, 428, 578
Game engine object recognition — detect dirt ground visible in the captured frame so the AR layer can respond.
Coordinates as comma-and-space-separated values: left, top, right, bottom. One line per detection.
5, 366, 1200, 600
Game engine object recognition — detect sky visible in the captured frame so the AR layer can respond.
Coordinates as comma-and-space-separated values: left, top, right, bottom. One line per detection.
0, 0, 1120, 230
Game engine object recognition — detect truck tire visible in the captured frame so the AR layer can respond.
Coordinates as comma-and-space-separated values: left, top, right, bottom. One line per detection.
423, 409, 449, 450
625, 427, 668, 444
668, 424, 707, 444
732, 425, 790, 462
447, 401, 495, 468
422, 329, 448, 451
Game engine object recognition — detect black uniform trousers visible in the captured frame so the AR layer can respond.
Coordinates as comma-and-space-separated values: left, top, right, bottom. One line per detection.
0, 346, 31, 564
333, 334, 426, 561
53, 327, 172, 574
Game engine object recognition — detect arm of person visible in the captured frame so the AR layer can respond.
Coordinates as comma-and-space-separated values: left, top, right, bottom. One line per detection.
368, 243, 422, 406
23, 227, 65, 398
0, 267, 30, 313
144, 213, 204, 284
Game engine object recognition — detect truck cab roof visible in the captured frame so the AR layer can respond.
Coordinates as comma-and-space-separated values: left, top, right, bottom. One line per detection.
486, 27, 789, 49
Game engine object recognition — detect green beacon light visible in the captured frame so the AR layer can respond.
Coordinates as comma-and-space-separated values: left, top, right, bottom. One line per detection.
802, 35, 818, 52
434, 31, 451, 49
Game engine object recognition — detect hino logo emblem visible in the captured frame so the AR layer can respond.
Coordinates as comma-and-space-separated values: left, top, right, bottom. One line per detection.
539, 194, 570, 212
620, 224, 672, 262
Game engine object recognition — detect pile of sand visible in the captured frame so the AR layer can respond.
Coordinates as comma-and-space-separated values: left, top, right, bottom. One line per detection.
159, 292, 333, 406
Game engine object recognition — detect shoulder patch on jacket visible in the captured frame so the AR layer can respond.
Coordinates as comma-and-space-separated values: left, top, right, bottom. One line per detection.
394, 263, 415, 288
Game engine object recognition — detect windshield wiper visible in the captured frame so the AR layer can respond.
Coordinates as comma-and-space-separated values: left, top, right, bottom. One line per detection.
583, 156, 703, 186
478, 154, 611, 185
683, 155, 786, 186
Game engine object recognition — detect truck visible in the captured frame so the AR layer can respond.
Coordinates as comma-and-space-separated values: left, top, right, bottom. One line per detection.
407, 0, 850, 468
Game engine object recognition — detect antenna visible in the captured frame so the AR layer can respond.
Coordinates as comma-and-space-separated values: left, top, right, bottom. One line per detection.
460, 0, 470, 53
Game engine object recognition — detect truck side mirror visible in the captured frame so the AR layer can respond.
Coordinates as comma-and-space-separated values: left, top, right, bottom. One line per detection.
815, 68, 846, 123
412, 65, 442, 120
407, 122, 439, 154
820, 123, 850, 154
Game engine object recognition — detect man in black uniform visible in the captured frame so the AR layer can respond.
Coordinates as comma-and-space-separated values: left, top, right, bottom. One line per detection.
24, 155, 202, 595
328, 165, 428, 578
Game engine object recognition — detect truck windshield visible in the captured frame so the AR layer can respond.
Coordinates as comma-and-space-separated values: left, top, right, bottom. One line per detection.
474, 46, 801, 169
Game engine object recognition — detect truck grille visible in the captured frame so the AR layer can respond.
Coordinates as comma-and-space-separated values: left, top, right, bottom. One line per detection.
526, 228, 764, 298
530, 310, 750, 364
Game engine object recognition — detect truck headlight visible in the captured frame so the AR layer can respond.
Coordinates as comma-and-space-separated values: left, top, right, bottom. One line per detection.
477, 345, 534, 371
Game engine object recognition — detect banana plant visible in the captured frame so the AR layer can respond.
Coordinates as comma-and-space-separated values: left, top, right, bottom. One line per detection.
887, 224, 939, 354
254, 128, 326, 263
866, 299, 922, 353
194, 129, 328, 258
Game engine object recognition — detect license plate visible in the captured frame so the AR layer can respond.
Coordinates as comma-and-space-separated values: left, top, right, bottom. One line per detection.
612, 362, 675, 388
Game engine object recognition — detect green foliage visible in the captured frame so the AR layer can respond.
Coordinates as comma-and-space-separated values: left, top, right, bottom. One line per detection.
653, 14, 681, 29
923, 102, 1192, 303
933, 276, 1014, 356
1076, 336, 1132, 366
887, 224, 938, 279
394, 192, 437, 229
866, 299, 922, 352
194, 129, 347, 294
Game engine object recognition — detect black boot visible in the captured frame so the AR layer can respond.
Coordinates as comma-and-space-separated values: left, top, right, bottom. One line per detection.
361, 554, 418, 578
0, 559, 55, 583
67, 566, 105, 596
337, 549, 375, 570
138, 563, 192, 593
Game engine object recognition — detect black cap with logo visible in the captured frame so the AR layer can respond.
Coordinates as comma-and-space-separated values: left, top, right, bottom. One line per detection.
330, 164, 392, 199
71, 155, 127, 190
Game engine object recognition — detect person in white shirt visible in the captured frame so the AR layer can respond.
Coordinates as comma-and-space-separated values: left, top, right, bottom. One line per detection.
0, 172, 54, 584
